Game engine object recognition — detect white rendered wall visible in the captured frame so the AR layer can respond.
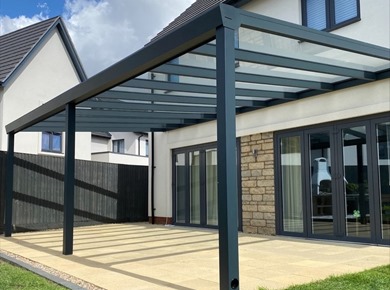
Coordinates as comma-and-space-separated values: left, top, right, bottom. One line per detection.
1, 29, 91, 160
91, 152, 149, 166
150, 0, 390, 219
242, 0, 301, 24
242, 0, 389, 48
0, 90, 4, 149
91, 136, 110, 153
149, 132, 171, 218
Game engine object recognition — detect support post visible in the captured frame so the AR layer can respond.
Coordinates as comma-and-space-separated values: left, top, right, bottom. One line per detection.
4, 133, 15, 237
216, 25, 240, 290
63, 103, 76, 255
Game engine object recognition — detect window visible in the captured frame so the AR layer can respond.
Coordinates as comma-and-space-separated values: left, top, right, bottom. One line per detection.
302, 0, 360, 31
42, 132, 62, 153
112, 139, 124, 153
173, 141, 242, 229
275, 114, 389, 245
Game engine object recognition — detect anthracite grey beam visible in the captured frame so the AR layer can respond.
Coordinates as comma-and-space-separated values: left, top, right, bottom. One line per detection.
75, 123, 180, 129
153, 63, 333, 91
152, 63, 216, 79
28, 122, 179, 130
99, 90, 219, 104
121, 79, 296, 100
37, 117, 197, 125
192, 44, 377, 80
4, 133, 15, 237
61, 110, 216, 120
6, 4, 228, 134
216, 26, 239, 290
238, 9, 390, 60
63, 103, 76, 255
96, 90, 267, 107
24, 125, 171, 133
81, 100, 218, 113
120, 78, 222, 94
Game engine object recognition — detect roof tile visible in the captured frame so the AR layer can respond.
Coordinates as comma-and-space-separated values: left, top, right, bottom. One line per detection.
0, 17, 59, 83
150, 0, 225, 43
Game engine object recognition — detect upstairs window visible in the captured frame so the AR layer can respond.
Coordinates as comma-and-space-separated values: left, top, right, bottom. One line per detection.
302, 0, 360, 31
42, 132, 62, 153
112, 139, 124, 153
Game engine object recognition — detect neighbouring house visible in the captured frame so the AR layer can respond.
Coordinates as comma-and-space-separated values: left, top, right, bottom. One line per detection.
91, 132, 148, 165
0, 18, 148, 165
148, 0, 390, 245
0, 17, 90, 159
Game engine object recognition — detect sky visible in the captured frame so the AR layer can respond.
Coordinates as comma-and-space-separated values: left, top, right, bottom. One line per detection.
0, 0, 196, 76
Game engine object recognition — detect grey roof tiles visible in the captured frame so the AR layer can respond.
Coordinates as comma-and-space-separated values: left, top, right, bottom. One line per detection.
0, 17, 59, 84
150, 0, 225, 43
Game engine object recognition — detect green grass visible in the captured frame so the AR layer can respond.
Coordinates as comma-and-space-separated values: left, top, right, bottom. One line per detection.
0, 260, 65, 290
259, 264, 390, 290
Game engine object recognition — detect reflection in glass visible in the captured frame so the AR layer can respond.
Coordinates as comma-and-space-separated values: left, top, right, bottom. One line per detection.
310, 133, 333, 235
175, 153, 186, 223
281, 136, 303, 233
377, 122, 390, 240
206, 149, 218, 226
190, 151, 200, 224
306, 0, 327, 30
334, 0, 358, 24
343, 126, 370, 238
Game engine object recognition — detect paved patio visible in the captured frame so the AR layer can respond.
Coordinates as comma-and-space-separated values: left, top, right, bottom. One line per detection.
0, 223, 389, 290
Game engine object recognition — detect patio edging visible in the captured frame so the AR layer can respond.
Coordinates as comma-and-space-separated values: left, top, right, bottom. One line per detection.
0, 251, 87, 290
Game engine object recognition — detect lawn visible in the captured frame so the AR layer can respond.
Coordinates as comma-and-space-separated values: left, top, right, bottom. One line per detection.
259, 264, 390, 290
0, 259, 65, 290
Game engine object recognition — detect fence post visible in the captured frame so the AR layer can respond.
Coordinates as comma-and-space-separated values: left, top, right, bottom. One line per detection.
4, 133, 15, 237
63, 103, 76, 255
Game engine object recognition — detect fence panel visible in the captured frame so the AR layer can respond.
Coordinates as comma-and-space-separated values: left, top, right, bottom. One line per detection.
0, 151, 148, 233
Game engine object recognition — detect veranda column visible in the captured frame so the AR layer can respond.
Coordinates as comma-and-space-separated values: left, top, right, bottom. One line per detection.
63, 103, 76, 255
216, 25, 240, 290
4, 133, 15, 237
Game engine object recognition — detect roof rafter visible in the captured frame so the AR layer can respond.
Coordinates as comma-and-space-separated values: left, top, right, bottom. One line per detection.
4, 3, 389, 135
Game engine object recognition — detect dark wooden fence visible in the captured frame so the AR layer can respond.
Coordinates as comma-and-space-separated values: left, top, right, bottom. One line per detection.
0, 151, 148, 233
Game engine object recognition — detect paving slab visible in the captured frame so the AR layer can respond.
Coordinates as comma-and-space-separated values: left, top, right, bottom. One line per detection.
0, 223, 389, 290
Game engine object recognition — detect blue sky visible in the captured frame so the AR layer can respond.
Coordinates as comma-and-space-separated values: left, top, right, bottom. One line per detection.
0, 0, 195, 76
0, 0, 64, 18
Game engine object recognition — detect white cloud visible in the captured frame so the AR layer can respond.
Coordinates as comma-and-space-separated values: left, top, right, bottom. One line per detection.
0, 14, 48, 35
0, 0, 195, 76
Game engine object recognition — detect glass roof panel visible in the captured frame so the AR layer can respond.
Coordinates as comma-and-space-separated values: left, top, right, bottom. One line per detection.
238, 27, 390, 73
236, 61, 348, 83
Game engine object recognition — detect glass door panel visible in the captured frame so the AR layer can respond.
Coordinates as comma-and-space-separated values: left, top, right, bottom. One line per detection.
206, 149, 218, 226
376, 122, 390, 240
309, 132, 333, 235
342, 126, 371, 238
190, 151, 200, 224
281, 136, 303, 233
175, 153, 186, 223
